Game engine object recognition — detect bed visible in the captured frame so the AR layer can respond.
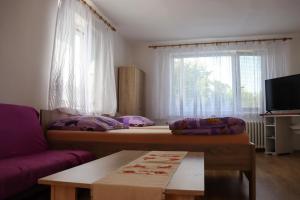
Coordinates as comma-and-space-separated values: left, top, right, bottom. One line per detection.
40, 110, 256, 200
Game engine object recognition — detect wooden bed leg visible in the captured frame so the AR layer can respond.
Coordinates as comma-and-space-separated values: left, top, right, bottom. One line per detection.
248, 144, 256, 200
249, 169, 256, 200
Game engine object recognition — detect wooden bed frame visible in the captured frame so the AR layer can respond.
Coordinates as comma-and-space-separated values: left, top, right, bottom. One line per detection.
40, 109, 256, 200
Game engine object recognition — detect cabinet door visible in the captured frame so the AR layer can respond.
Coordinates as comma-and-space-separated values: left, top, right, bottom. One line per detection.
118, 67, 145, 115
275, 117, 293, 154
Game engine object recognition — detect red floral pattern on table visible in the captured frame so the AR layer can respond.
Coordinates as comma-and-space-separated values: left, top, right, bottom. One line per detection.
119, 151, 187, 176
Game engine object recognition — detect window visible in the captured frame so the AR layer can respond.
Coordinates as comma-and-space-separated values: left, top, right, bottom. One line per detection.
169, 52, 262, 119
239, 54, 262, 113
49, 0, 116, 115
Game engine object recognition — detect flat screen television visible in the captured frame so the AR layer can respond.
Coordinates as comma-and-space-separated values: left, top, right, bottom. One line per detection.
265, 74, 300, 112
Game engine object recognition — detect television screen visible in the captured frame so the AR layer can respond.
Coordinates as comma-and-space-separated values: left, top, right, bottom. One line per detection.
265, 74, 300, 111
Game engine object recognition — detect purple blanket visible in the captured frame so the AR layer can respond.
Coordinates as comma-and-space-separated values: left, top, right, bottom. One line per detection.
169, 117, 245, 135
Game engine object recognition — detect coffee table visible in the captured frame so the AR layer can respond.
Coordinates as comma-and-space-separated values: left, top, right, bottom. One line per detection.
39, 150, 204, 200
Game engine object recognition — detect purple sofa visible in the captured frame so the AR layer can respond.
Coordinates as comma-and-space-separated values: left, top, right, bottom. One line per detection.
0, 104, 95, 199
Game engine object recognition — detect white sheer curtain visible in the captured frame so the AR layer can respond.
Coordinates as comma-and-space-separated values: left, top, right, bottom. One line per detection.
153, 41, 290, 121
49, 0, 116, 115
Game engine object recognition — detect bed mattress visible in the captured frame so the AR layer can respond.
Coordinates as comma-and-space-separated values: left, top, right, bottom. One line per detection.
47, 126, 249, 145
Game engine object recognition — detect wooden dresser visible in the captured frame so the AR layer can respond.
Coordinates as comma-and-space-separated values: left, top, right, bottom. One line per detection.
118, 66, 145, 115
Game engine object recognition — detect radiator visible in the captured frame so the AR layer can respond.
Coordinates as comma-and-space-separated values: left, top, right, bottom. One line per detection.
246, 121, 265, 149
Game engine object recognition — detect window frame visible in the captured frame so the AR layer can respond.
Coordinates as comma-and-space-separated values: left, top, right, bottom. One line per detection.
169, 51, 263, 118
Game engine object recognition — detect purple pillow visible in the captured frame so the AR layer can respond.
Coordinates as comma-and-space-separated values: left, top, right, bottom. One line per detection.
116, 116, 155, 127
48, 116, 128, 131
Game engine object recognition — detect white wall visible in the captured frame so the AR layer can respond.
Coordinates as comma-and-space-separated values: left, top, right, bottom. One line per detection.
289, 33, 300, 74
0, 0, 132, 110
0, 0, 58, 110
113, 33, 132, 67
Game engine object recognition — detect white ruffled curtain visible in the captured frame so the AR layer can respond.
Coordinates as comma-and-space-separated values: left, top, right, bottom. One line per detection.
153, 41, 290, 121
49, 0, 116, 115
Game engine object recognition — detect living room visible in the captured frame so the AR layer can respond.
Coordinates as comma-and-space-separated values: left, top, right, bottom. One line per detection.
0, 0, 300, 200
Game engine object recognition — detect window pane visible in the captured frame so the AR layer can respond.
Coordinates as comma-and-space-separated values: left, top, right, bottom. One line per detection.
171, 55, 233, 117
239, 55, 262, 113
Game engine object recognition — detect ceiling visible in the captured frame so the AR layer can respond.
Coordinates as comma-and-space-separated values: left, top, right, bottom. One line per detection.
93, 0, 300, 42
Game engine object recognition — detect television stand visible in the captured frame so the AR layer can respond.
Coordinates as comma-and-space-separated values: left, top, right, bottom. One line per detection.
262, 114, 300, 155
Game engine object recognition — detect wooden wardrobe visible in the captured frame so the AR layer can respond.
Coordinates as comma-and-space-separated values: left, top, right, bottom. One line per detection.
118, 66, 145, 115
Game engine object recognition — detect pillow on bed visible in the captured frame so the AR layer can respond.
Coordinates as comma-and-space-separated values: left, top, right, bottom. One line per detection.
116, 116, 155, 127
171, 125, 245, 135
169, 117, 245, 135
48, 116, 128, 131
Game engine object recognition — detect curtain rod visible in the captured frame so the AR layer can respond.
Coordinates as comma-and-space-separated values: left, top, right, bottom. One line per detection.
78, 0, 116, 31
148, 37, 292, 49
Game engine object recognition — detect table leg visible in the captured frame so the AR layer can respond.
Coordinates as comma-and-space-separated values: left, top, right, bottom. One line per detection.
51, 185, 77, 200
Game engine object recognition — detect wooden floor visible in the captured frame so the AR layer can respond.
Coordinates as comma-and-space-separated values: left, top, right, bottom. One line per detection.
205, 152, 300, 200
23, 152, 300, 200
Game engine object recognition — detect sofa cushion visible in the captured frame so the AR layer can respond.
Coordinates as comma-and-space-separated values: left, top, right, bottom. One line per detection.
0, 150, 95, 199
0, 104, 48, 159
